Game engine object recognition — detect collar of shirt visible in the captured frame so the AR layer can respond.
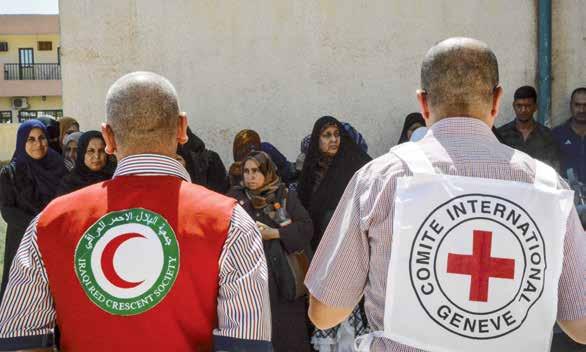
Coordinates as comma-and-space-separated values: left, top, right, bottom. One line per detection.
426, 116, 498, 142
113, 153, 192, 182
505, 118, 548, 135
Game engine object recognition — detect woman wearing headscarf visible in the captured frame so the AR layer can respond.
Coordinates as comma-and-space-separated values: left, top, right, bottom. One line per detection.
297, 116, 371, 352
397, 112, 426, 144
0, 119, 67, 301
298, 116, 371, 251
177, 127, 229, 194
58, 116, 80, 147
37, 115, 62, 153
62, 131, 83, 171
227, 151, 313, 352
228, 129, 261, 187
342, 122, 369, 153
56, 131, 114, 196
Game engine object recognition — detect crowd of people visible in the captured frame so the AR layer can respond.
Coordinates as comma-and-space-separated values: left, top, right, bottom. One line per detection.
0, 39, 584, 352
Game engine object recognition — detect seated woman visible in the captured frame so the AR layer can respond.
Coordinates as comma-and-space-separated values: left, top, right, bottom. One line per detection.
228, 129, 262, 187
397, 112, 425, 144
298, 115, 371, 250
62, 131, 83, 171
227, 151, 313, 352
59, 116, 80, 148
0, 119, 67, 301
56, 131, 115, 196
297, 115, 372, 351
37, 115, 62, 153
177, 127, 228, 193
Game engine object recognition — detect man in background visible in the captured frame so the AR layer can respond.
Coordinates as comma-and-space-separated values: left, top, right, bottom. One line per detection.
498, 85, 559, 169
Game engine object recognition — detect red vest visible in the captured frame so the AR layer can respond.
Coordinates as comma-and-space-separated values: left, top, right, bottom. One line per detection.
37, 176, 235, 352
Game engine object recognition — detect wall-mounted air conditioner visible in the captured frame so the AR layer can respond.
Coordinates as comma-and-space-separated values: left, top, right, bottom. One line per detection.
11, 97, 28, 110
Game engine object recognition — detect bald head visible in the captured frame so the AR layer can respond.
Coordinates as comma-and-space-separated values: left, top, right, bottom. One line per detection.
421, 37, 499, 120
105, 71, 180, 152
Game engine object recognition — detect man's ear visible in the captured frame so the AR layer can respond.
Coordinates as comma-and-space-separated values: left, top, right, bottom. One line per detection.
491, 85, 504, 121
177, 113, 188, 145
417, 89, 431, 126
101, 122, 117, 155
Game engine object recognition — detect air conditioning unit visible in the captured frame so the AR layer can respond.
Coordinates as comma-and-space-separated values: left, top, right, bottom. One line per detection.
11, 97, 28, 110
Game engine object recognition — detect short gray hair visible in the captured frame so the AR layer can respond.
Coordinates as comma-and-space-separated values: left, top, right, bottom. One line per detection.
421, 37, 499, 117
105, 71, 179, 148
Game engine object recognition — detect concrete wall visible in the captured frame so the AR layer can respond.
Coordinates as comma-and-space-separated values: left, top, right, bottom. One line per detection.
0, 124, 18, 161
551, 0, 586, 126
59, 0, 581, 162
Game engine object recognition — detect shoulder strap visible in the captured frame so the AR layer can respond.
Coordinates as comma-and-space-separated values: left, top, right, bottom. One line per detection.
391, 142, 436, 175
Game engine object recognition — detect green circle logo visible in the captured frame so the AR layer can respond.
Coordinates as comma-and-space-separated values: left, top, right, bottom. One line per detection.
74, 208, 180, 316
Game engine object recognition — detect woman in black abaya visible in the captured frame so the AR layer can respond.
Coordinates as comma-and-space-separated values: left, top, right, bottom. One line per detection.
297, 116, 372, 351
297, 116, 371, 251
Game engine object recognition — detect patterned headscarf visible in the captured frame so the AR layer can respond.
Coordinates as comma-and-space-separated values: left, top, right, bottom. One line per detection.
241, 151, 282, 209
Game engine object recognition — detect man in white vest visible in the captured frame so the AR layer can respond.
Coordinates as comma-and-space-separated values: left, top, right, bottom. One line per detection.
304, 37, 586, 351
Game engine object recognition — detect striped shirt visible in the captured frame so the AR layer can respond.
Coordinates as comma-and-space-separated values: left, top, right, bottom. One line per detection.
305, 117, 586, 352
0, 154, 272, 351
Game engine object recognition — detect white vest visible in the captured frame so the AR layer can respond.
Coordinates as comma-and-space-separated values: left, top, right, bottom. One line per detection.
355, 142, 575, 352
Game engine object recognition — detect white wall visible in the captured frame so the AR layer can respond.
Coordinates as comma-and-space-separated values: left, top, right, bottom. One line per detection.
60, 0, 578, 163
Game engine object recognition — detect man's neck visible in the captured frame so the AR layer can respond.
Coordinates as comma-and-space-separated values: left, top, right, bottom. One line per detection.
515, 118, 535, 141
115, 150, 177, 161
515, 117, 535, 130
570, 118, 586, 137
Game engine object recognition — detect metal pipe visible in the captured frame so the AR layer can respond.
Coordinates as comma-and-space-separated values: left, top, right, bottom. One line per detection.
537, 0, 552, 125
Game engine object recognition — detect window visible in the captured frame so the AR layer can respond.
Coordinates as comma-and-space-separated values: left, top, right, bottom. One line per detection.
0, 42, 7, 52
18, 110, 63, 122
0, 111, 12, 124
38, 41, 52, 51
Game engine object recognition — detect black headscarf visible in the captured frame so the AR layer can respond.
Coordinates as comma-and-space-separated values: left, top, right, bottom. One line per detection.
178, 127, 229, 193
398, 112, 426, 144
12, 119, 68, 208
37, 115, 62, 153
56, 131, 115, 196
297, 116, 371, 249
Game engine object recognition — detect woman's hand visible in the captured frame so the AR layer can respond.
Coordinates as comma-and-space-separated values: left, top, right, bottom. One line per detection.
257, 222, 280, 240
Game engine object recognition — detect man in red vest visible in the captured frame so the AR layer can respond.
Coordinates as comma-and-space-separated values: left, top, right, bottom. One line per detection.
0, 72, 272, 351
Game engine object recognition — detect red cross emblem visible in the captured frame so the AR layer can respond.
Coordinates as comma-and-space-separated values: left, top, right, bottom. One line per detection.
447, 230, 515, 302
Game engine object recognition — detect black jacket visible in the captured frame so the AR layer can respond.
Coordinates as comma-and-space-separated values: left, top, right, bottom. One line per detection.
497, 119, 560, 171
179, 129, 229, 194
0, 163, 47, 301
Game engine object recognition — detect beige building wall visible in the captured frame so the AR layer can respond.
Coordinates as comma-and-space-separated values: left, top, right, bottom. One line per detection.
0, 34, 60, 65
0, 124, 18, 161
0, 15, 62, 159
0, 97, 9, 111
59, 0, 583, 161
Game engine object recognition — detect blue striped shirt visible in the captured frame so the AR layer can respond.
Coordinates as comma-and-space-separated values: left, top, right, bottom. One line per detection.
0, 154, 272, 351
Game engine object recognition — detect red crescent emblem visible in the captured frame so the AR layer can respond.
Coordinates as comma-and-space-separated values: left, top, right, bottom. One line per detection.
100, 233, 145, 289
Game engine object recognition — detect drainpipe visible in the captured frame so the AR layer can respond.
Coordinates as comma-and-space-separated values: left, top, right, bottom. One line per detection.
537, 0, 552, 126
